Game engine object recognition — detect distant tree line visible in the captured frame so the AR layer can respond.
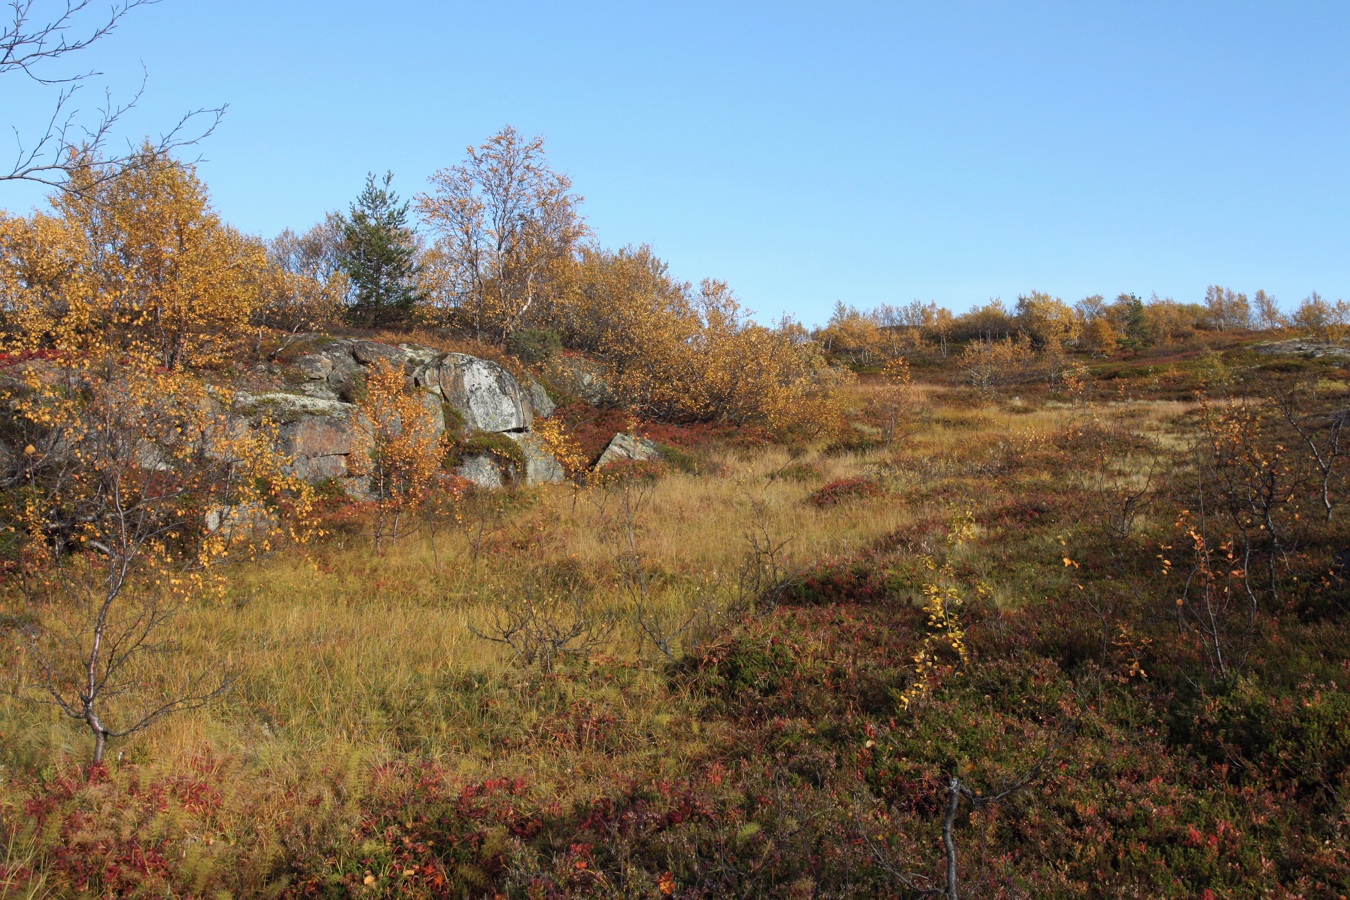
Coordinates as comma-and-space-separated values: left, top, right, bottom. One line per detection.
814, 286, 1350, 369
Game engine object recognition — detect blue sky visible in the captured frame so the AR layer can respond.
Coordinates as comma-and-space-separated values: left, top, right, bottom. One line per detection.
4, 1, 1348, 326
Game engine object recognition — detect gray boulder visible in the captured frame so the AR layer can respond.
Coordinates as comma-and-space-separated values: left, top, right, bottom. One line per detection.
508, 432, 565, 484
528, 380, 556, 419
416, 353, 532, 433
293, 353, 334, 381
280, 341, 362, 402
351, 340, 410, 368
455, 454, 505, 489
595, 433, 662, 469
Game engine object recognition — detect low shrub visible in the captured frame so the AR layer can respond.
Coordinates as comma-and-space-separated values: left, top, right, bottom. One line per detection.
654, 442, 703, 475
806, 477, 885, 508
774, 461, 821, 483
821, 430, 883, 457
507, 327, 563, 364
781, 560, 896, 606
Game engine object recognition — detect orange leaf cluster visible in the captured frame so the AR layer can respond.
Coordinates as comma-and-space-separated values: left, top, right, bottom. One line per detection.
0, 146, 275, 369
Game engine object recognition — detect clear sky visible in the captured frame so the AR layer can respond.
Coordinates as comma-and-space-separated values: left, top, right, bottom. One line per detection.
4, 1, 1348, 326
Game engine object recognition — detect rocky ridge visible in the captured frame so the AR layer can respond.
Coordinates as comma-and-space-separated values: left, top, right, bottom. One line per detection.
233, 338, 564, 490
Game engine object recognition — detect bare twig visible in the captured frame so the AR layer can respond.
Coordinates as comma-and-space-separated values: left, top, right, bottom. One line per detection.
469, 590, 614, 673
3, 0, 226, 192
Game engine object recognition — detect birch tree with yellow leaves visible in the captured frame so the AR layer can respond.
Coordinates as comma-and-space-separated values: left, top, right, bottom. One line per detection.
350, 357, 446, 549
0, 150, 315, 767
561, 246, 844, 431
417, 126, 588, 342
1, 357, 315, 767
0, 145, 267, 369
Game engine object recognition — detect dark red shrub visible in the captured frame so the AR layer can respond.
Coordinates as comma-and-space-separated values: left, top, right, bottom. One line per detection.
806, 477, 885, 508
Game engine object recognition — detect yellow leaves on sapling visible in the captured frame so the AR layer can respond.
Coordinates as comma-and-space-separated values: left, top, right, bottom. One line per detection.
353, 358, 447, 542
899, 509, 976, 710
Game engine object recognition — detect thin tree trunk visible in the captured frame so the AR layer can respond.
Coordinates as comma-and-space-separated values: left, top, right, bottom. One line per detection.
88, 708, 108, 766
944, 777, 962, 900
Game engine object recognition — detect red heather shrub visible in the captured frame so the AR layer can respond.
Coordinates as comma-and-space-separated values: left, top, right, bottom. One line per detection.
0, 349, 59, 368
555, 404, 634, 462
556, 402, 760, 467
806, 477, 885, 509
783, 560, 896, 606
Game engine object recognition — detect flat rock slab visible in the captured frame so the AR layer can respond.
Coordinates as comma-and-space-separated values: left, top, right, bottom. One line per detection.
1252, 340, 1350, 359
235, 391, 355, 424
595, 432, 662, 469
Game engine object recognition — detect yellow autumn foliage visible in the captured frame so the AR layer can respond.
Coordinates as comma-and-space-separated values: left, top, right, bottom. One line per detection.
959, 334, 1040, 391
0, 146, 269, 368
413, 130, 845, 433
417, 127, 588, 343
556, 245, 844, 432
899, 510, 976, 710
814, 301, 906, 366
5, 356, 315, 580
1, 348, 317, 763
1080, 316, 1120, 357
351, 358, 447, 545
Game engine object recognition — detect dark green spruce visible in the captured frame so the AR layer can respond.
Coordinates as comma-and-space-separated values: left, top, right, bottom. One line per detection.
337, 171, 424, 328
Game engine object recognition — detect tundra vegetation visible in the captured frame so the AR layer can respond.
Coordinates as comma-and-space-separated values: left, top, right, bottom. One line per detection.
0, 134, 1348, 898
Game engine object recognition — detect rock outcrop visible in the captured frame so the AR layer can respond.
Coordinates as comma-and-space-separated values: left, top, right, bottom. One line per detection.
455, 454, 505, 489
411, 353, 533, 433
1252, 340, 1350, 360
527, 380, 556, 419
235, 338, 564, 489
594, 432, 662, 469
232, 391, 370, 482
509, 432, 566, 484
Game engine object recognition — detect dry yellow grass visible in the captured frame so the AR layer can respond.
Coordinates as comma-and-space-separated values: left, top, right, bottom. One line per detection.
1, 378, 1236, 899
1, 383, 1196, 801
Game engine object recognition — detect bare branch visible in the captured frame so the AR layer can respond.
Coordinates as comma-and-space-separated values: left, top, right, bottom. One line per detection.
851, 794, 941, 896
2, 0, 225, 192
106, 669, 236, 739
469, 590, 614, 673
2, 1, 160, 83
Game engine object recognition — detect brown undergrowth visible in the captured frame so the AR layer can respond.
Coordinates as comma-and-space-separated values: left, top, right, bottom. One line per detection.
3, 367, 1349, 898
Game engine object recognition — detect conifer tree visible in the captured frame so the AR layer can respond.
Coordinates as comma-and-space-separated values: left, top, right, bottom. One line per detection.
338, 171, 423, 328
1118, 292, 1151, 353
